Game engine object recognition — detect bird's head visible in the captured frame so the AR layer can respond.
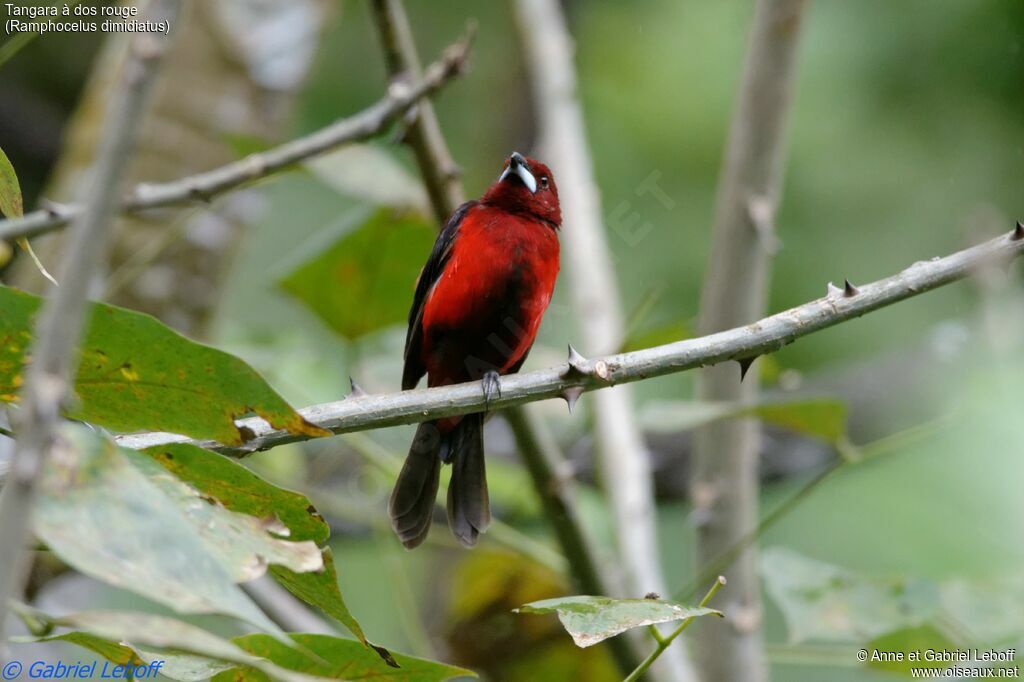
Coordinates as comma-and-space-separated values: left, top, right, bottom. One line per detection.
482, 152, 561, 228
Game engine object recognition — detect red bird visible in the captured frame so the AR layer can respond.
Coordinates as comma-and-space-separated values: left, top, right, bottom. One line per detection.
390, 152, 561, 548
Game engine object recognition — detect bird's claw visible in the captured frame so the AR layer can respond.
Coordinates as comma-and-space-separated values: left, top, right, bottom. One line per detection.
482, 370, 501, 411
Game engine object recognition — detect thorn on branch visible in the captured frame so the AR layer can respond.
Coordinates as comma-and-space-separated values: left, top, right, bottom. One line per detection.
39, 199, 67, 218
348, 377, 367, 399
843, 279, 859, 297
826, 281, 842, 297
563, 343, 588, 379
1014, 221, 1024, 240
737, 356, 757, 382
432, 22, 476, 81
561, 386, 584, 413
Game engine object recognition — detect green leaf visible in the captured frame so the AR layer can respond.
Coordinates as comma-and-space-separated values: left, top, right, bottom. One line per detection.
761, 547, 940, 645
127, 451, 324, 581
217, 633, 476, 681
0, 285, 328, 444
740, 399, 848, 444
143, 443, 329, 544
15, 632, 144, 667
269, 548, 369, 647
40, 611, 328, 682
133, 647, 238, 681
514, 596, 721, 648
0, 145, 22, 218
279, 208, 436, 338
34, 425, 319, 634
140, 444, 371, 649
14, 632, 236, 682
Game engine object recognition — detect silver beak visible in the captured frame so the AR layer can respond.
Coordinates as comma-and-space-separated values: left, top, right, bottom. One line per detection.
499, 151, 537, 193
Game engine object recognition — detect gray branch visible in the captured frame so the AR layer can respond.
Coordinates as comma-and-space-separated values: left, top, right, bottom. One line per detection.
115, 228, 1024, 453
692, 2, 807, 680
0, 33, 473, 243
369, 0, 467, 225
0, 0, 181, 653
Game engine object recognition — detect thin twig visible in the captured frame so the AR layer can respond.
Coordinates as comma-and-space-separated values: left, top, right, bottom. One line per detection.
510, 2, 684, 678
0, 0, 181, 656
113, 229, 1024, 454
369, 0, 467, 225
691, 1, 807, 680
0, 33, 473, 243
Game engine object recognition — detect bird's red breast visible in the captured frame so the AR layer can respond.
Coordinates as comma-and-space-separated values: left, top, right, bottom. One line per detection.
421, 205, 560, 387
401, 153, 562, 433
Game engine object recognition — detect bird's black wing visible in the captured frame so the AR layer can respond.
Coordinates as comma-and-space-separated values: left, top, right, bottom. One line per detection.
402, 201, 478, 390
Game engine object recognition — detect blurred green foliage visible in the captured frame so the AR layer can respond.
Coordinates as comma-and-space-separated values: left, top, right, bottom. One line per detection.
279, 208, 436, 339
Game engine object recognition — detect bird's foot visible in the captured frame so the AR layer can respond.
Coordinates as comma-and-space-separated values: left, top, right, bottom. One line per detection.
482, 370, 501, 411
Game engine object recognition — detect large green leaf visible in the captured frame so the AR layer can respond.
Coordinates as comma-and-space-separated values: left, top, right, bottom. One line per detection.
269, 549, 369, 649
761, 547, 939, 645
38, 611, 327, 682
14, 632, 236, 682
15, 632, 145, 668
216, 633, 476, 681
514, 596, 721, 648
279, 208, 436, 338
142, 444, 370, 649
0, 145, 22, 218
143, 443, 329, 544
127, 451, 323, 581
0, 285, 327, 444
34, 425, 319, 634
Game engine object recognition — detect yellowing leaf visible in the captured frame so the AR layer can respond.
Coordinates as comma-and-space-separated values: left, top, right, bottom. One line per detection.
0, 145, 23, 218
0, 286, 327, 445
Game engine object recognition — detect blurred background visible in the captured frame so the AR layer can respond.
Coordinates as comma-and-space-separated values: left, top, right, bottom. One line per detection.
2, 1, 1023, 680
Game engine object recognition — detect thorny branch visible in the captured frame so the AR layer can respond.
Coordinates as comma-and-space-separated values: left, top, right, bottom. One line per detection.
115, 227, 1024, 456
0, 32, 473, 243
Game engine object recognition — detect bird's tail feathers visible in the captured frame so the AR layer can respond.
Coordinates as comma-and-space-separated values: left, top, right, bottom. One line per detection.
389, 421, 444, 549
447, 413, 491, 547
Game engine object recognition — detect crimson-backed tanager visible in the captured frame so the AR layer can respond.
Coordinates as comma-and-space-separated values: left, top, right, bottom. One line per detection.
390, 152, 561, 549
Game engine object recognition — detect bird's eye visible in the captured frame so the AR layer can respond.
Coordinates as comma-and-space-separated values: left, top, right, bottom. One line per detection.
540, 176, 549, 188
